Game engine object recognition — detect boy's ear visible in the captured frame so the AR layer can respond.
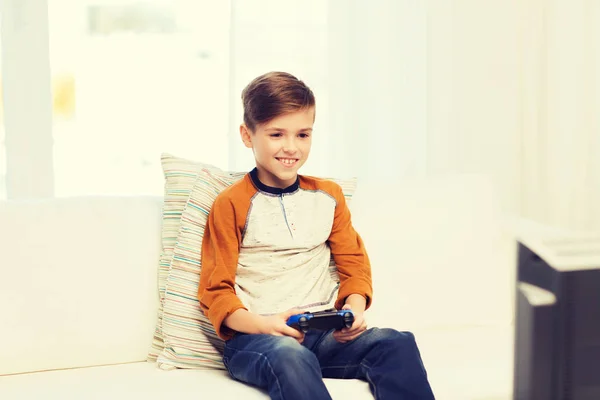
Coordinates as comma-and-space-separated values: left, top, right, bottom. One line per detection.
240, 124, 253, 149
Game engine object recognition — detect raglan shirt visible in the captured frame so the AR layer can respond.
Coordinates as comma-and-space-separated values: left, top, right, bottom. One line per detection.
198, 168, 373, 340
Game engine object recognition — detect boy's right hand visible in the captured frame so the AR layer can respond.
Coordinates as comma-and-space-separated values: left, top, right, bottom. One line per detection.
258, 308, 305, 344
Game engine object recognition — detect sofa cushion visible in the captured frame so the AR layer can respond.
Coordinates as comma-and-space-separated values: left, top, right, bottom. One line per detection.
350, 175, 515, 330
0, 325, 515, 400
0, 197, 163, 375
0, 362, 372, 399
156, 157, 357, 370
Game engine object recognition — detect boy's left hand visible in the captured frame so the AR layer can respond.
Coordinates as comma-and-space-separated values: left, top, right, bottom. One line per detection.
332, 304, 367, 343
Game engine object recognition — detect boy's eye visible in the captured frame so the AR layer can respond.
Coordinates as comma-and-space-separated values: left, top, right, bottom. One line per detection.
298, 133, 310, 138
270, 133, 282, 138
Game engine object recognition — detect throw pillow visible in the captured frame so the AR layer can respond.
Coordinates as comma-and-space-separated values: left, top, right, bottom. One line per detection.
147, 154, 229, 361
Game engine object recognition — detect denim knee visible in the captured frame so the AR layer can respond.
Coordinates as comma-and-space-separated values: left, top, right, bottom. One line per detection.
268, 337, 320, 374
372, 327, 415, 340
371, 328, 419, 351
264, 337, 330, 399
377, 329, 427, 370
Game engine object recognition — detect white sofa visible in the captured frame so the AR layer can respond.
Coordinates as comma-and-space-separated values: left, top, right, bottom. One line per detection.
0, 175, 516, 399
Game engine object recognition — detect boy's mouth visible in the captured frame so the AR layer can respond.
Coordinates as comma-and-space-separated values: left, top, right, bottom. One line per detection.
276, 157, 299, 167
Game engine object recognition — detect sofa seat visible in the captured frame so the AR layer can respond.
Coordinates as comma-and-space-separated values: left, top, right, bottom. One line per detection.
1, 361, 371, 399
1, 325, 513, 400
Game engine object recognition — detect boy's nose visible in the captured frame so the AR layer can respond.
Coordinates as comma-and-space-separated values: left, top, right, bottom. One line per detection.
282, 139, 297, 153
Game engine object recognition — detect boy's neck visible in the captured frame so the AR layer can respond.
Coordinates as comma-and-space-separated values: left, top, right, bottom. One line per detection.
249, 168, 299, 195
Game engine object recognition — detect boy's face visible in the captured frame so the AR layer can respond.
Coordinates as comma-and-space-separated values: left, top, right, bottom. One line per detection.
240, 107, 314, 188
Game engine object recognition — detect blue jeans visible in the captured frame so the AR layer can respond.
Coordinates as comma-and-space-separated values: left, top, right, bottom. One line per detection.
222, 328, 435, 400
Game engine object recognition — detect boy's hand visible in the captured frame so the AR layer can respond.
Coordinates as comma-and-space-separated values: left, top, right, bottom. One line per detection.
258, 308, 305, 344
333, 304, 367, 343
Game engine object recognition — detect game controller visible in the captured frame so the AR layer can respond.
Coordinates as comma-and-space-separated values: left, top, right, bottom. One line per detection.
287, 310, 354, 333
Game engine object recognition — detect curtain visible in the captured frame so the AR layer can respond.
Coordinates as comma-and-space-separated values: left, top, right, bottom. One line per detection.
326, 0, 428, 181
323, 0, 600, 231
519, 0, 600, 231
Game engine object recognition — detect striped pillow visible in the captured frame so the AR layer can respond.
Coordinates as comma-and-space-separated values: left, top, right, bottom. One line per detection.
147, 153, 235, 361
154, 157, 358, 370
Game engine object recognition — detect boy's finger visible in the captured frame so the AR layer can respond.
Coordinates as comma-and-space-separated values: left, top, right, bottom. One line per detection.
332, 333, 347, 343
283, 325, 304, 339
343, 323, 361, 333
336, 330, 355, 338
336, 331, 363, 342
333, 330, 345, 338
283, 308, 304, 319
340, 325, 366, 336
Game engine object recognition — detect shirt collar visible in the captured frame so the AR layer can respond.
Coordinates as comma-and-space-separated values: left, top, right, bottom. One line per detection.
249, 168, 300, 195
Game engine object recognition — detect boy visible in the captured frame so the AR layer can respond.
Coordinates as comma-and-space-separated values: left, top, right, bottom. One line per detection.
198, 72, 435, 400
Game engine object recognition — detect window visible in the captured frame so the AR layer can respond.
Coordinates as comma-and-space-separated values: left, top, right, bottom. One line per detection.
48, 0, 231, 196
4, 1, 333, 198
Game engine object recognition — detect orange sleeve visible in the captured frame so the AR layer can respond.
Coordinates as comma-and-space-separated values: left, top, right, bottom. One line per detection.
327, 183, 373, 310
198, 191, 247, 341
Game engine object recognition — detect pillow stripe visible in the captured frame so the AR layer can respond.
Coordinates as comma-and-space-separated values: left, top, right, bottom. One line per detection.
147, 154, 208, 361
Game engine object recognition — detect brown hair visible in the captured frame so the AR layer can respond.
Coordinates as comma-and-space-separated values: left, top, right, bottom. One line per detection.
241, 71, 315, 132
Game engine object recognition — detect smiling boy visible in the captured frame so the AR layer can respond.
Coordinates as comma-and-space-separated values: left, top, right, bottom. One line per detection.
198, 72, 435, 400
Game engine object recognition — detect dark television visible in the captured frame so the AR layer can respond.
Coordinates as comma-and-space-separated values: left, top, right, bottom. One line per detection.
514, 232, 600, 400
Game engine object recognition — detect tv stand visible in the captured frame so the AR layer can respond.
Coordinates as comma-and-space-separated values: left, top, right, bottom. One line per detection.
514, 227, 600, 400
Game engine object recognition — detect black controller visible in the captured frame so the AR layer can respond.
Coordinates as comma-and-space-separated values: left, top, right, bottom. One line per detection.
287, 310, 355, 333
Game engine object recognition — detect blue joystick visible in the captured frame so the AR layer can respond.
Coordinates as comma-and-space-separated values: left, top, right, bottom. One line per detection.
287, 310, 354, 333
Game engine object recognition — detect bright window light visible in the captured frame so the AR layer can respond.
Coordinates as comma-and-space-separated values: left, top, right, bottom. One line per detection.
48, 0, 231, 196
